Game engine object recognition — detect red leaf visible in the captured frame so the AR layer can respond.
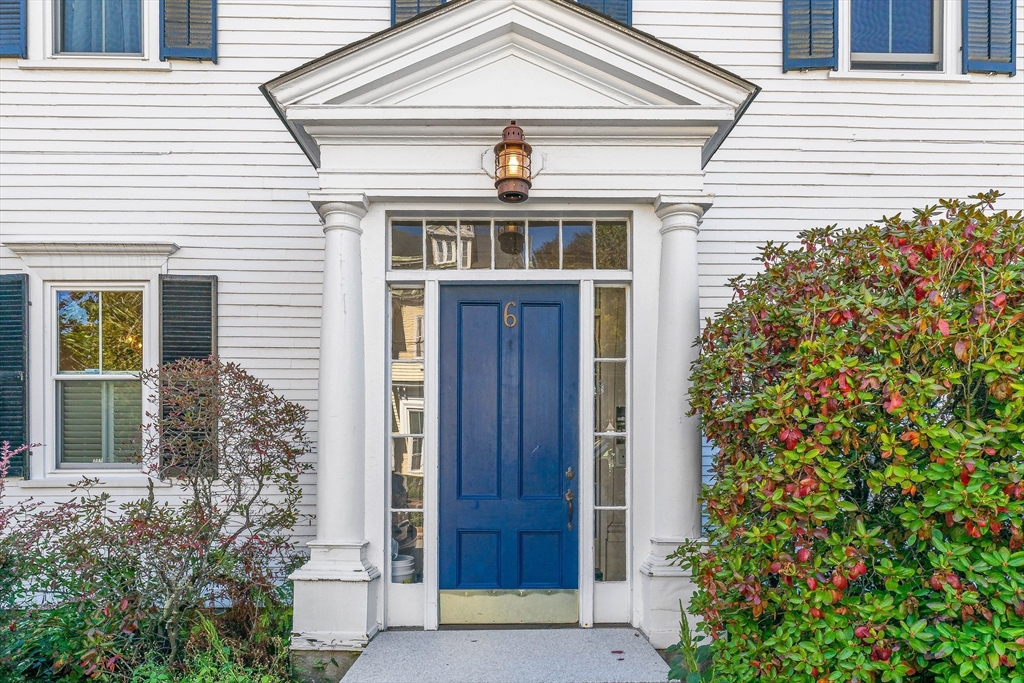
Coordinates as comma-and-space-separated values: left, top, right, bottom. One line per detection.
994, 292, 1007, 311
954, 339, 969, 362
937, 319, 950, 337
886, 391, 903, 413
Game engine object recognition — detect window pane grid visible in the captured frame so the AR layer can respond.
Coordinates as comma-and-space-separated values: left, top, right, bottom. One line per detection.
594, 286, 628, 582
56, 289, 143, 467
390, 218, 629, 272
389, 286, 426, 584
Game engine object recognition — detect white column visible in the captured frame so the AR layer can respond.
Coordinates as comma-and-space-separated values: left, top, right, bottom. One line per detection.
640, 196, 707, 648
315, 199, 367, 547
291, 194, 381, 652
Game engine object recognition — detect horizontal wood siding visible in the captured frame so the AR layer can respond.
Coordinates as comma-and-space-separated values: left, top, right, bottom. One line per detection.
0, 1, 391, 537
2, 0, 1022, 541
631, 0, 1024, 320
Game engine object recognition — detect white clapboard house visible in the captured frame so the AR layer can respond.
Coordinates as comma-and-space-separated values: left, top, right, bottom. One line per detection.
0, 0, 1020, 652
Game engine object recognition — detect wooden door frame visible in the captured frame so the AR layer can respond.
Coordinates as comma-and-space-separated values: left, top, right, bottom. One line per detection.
385, 272, 632, 631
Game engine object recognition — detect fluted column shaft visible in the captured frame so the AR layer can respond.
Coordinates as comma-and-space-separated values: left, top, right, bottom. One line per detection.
315, 197, 369, 547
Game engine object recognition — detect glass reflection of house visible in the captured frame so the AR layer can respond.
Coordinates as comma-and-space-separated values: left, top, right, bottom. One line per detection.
426, 222, 475, 269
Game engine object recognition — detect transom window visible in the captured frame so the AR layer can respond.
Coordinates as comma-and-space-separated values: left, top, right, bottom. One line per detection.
56, 289, 143, 466
850, 0, 941, 70
57, 0, 143, 54
390, 219, 629, 272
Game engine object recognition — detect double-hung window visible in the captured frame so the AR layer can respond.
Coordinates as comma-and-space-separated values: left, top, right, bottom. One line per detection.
57, 0, 142, 55
56, 289, 144, 467
783, 0, 1017, 75
0, 0, 216, 62
850, 0, 941, 70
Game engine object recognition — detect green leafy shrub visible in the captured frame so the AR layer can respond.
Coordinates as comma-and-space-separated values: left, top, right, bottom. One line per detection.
0, 359, 310, 681
677, 192, 1024, 682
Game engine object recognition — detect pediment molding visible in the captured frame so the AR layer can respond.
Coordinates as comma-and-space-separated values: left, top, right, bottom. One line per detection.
262, 0, 758, 169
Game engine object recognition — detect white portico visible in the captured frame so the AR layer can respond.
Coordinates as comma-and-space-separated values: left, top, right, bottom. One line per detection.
261, 0, 757, 651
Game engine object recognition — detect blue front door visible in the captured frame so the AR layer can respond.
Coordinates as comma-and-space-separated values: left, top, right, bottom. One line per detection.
439, 284, 579, 598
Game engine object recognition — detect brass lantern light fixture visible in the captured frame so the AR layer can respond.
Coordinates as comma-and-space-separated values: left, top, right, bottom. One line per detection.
494, 121, 532, 203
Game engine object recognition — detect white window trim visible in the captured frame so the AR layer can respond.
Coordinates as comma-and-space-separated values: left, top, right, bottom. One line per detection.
384, 275, 634, 630
831, 0, 969, 82
2, 241, 176, 482
19, 0, 170, 70
45, 280, 159, 475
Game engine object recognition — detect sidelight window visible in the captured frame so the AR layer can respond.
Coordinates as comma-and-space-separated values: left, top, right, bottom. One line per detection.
389, 286, 426, 584
593, 285, 628, 582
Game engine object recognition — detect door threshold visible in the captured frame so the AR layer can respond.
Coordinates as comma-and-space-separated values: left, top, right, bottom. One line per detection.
439, 589, 579, 625
438, 623, 581, 630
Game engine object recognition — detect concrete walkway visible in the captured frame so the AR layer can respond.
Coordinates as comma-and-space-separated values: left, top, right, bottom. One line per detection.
341, 628, 670, 683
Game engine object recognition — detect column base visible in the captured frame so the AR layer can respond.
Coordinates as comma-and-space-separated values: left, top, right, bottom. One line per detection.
290, 541, 381, 651
638, 538, 701, 649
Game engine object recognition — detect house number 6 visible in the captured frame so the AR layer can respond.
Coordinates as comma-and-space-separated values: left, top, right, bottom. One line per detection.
504, 302, 517, 328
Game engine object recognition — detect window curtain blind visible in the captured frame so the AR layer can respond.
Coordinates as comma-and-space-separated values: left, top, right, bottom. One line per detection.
61, 0, 142, 53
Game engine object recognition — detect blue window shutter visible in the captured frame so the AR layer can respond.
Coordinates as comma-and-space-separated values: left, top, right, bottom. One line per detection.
963, 0, 1017, 75
578, 0, 631, 25
160, 275, 218, 363
0, 0, 26, 58
393, 0, 444, 25
0, 274, 29, 478
783, 0, 838, 71
161, 0, 217, 62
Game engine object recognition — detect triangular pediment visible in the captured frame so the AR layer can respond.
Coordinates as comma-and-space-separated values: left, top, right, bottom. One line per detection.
262, 0, 758, 168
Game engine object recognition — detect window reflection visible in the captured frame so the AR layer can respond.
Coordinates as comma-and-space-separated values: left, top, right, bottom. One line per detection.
426, 222, 458, 270
595, 362, 626, 433
528, 222, 559, 269
596, 222, 629, 270
389, 219, 628, 272
562, 223, 594, 269
391, 222, 424, 270
58, 290, 143, 373
595, 436, 626, 508
392, 511, 424, 584
392, 437, 423, 509
391, 289, 425, 360
494, 222, 526, 270
595, 510, 627, 582
594, 288, 627, 359
462, 221, 492, 269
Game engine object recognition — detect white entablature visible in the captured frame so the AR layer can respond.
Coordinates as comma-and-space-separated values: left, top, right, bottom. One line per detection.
261, 0, 759, 201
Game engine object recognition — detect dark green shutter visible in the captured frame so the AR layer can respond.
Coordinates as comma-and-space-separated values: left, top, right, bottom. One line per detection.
161, 0, 217, 62
0, 0, 26, 58
160, 275, 217, 364
963, 0, 1016, 75
0, 274, 28, 477
783, 0, 838, 72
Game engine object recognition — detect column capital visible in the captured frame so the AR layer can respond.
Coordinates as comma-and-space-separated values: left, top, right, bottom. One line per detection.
309, 192, 369, 232
653, 195, 713, 234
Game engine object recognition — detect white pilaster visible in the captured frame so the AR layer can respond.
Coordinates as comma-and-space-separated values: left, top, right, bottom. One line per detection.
291, 194, 381, 652
640, 196, 708, 649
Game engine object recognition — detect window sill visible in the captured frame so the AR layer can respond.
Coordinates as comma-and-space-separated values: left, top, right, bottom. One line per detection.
15, 475, 171, 489
17, 57, 171, 71
828, 70, 971, 83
